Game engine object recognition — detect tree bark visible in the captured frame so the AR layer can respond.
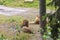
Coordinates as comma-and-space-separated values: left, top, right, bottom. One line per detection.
40, 0, 46, 38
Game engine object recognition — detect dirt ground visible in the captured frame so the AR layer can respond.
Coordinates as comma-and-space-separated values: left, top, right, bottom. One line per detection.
0, 6, 42, 40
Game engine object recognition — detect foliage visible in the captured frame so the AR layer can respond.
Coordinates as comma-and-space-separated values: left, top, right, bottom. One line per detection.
0, 34, 7, 40
0, 33, 30, 40
41, 0, 60, 40
42, 14, 60, 40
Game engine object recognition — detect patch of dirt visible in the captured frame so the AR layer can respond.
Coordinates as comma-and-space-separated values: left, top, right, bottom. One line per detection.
0, 6, 42, 40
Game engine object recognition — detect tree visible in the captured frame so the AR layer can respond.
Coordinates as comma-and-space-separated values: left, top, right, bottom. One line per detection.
40, 0, 46, 34
47, 0, 60, 40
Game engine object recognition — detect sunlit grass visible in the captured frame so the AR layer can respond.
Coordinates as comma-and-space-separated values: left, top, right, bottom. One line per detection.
0, 15, 24, 25
0, 32, 31, 40
0, 0, 39, 8
46, 0, 56, 10
0, 0, 56, 9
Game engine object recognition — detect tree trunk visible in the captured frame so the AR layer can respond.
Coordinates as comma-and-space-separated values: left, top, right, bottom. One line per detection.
40, 0, 46, 36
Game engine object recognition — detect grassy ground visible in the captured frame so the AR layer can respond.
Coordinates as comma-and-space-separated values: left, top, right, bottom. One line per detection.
0, 0, 39, 8
0, 15, 24, 25
0, 31, 31, 40
0, 14, 32, 40
0, 0, 55, 9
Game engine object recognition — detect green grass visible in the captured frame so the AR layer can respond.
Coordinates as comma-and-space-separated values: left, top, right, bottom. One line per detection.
0, 0, 56, 9
0, 32, 30, 40
0, 15, 24, 25
0, 0, 39, 8
0, 14, 31, 40
46, 0, 56, 10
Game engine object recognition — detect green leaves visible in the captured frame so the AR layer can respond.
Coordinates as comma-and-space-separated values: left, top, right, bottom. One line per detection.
0, 34, 7, 40
42, 14, 48, 21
